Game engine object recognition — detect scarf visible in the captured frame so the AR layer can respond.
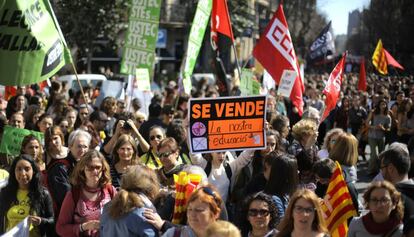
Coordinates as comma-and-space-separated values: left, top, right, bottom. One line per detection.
362, 212, 401, 235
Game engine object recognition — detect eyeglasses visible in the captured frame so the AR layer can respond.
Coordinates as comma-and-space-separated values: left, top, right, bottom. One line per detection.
369, 198, 391, 206
150, 135, 163, 141
158, 151, 173, 158
86, 165, 102, 172
248, 208, 270, 217
293, 206, 316, 214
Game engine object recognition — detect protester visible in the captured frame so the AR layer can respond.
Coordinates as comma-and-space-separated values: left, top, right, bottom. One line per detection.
140, 125, 166, 169
379, 143, 414, 226
239, 192, 279, 237
162, 185, 222, 237
264, 154, 298, 220
271, 115, 291, 150
21, 135, 44, 172
44, 126, 68, 165
109, 134, 139, 188
57, 150, 115, 237
367, 99, 392, 175
276, 189, 328, 237
0, 155, 54, 236
36, 114, 54, 133
206, 220, 241, 237
329, 132, 359, 182
8, 112, 25, 128
317, 128, 344, 159
100, 165, 159, 237
156, 137, 185, 187
348, 181, 404, 237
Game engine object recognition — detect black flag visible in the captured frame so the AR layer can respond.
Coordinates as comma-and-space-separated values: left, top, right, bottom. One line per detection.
308, 21, 335, 63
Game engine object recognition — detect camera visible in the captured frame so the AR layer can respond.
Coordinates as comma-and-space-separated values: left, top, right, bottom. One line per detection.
123, 122, 132, 130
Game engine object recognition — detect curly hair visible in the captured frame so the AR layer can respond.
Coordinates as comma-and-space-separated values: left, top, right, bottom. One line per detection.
363, 181, 404, 222
239, 192, 279, 236
321, 128, 344, 151
291, 119, 318, 141
70, 150, 111, 188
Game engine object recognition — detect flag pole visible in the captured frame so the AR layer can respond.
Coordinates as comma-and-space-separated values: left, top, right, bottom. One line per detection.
231, 42, 242, 81
70, 63, 90, 114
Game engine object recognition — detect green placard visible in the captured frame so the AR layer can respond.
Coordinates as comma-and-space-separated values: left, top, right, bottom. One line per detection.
135, 68, 151, 91
0, 0, 72, 86
0, 126, 44, 156
121, 0, 161, 76
181, 0, 212, 93
240, 69, 253, 96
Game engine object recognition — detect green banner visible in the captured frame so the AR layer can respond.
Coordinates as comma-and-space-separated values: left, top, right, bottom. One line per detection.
0, 126, 44, 156
0, 0, 72, 86
181, 0, 212, 93
121, 0, 161, 76
240, 69, 260, 95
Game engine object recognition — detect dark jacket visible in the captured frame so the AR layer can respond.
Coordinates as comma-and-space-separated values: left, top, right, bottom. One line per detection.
47, 153, 76, 214
395, 180, 414, 226
0, 188, 54, 237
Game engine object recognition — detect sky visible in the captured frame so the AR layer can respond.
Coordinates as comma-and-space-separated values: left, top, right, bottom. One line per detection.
317, 0, 371, 35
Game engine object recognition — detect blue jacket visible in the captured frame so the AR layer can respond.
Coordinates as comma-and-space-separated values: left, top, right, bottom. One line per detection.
100, 205, 159, 237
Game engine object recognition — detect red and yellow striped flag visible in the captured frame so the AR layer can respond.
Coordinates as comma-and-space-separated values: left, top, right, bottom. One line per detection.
322, 162, 357, 237
372, 39, 388, 75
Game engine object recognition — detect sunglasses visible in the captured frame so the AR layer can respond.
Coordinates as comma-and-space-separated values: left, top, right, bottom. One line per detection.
248, 208, 270, 217
150, 135, 163, 141
202, 187, 218, 202
158, 151, 173, 158
86, 165, 102, 172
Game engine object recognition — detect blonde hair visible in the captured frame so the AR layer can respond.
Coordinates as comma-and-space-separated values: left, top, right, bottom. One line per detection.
291, 119, 318, 141
206, 220, 241, 237
108, 165, 159, 218
330, 133, 358, 166
277, 189, 327, 237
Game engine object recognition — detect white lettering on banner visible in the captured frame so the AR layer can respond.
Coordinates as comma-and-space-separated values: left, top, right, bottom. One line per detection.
46, 42, 63, 67
192, 12, 209, 38
324, 71, 342, 93
131, 6, 151, 19
132, 0, 159, 8
124, 48, 153, 65
127, 34, 147, 48
129, 21, 157, 37
266, 19, 298, 73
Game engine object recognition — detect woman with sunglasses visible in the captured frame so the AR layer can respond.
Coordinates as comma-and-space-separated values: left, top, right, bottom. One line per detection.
156, 137, 185, 187
57, 150, 115, 237
0, 155, 54, 236
239, 192, 279, 237
162, 185, 222, 237
109, 134, 139, 189
276, 189, 328, 237
348, 181, 403, 237
140, 125, 166, 170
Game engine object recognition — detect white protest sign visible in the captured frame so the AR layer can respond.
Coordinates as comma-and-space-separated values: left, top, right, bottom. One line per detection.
277, 70, 297, 97
136, 68, 151, 91
1, 217, 29, 237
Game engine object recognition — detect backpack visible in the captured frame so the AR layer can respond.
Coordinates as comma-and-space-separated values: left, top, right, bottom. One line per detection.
45, 158, 72, 215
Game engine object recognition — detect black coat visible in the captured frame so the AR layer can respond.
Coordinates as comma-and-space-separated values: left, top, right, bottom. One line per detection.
0, 188, 54, 237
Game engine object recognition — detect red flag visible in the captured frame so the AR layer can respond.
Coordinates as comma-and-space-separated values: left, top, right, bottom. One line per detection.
252, 3, 304, 115
211, 0, 234, 49
384, 49, 404, 70
322, 53, 347, 122
358, 58, 367, 91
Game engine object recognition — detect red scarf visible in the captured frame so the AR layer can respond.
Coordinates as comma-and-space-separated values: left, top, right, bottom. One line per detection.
362, 212, 401, 235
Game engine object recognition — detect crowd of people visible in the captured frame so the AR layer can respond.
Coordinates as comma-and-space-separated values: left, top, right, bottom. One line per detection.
0, 71, 413, 237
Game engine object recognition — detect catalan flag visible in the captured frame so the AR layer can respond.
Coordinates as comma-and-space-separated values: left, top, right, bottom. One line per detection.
372, 39, 388, 75
322, 162, 357, 237
172, 172, 202, 224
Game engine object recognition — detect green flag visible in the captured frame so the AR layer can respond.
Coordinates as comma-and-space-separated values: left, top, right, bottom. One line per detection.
181, 0, 212, 93
120, 0, 161, 76
0, 126, 44, 156
0, 0, 72, 86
